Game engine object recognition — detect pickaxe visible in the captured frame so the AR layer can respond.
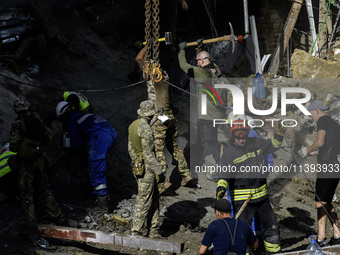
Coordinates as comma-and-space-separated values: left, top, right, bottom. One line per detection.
186, 22, 237, 53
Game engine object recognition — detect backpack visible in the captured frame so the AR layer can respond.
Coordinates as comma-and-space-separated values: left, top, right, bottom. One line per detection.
222, 218, 238, 255
17, 114, 45, 159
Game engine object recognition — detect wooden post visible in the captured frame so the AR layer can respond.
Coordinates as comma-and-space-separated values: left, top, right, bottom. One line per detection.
268, 0, 304, 74
318, 0, 332, 57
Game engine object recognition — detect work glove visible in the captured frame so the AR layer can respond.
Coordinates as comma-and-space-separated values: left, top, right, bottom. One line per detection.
156, 172, 166, 184
216, 186, 226, 200
275, 121, 287, 136
195, 38, 204, 52
179, 41, 187, 51
298, 146, 308, 158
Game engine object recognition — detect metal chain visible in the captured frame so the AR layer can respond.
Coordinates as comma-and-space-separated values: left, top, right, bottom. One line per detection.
151, 0, 160, 64
143, 0, 162, 82
144, 0, 152, 64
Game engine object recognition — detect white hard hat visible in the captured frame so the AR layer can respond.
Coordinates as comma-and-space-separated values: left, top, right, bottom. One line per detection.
56, 101, 71, 119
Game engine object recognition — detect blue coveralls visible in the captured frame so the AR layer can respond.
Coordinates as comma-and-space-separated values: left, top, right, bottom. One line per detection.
64, 111, 117, 196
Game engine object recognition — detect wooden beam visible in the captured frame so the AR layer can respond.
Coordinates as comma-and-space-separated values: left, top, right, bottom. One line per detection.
268, 0, 304, 74
276, 244, 340, 254
10, 221, 183, 254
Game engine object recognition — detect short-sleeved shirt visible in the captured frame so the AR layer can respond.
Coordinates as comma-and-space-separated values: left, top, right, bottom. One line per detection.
317, 115, 340, 164
201, 217, 256, 255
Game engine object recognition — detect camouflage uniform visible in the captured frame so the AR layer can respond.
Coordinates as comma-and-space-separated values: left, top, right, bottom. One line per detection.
128, 101, 163, 236
147, 75, 191, 180
9, 100, 63, 223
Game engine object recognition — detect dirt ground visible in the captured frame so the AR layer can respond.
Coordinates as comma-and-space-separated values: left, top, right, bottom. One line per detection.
1, 1, 340, 255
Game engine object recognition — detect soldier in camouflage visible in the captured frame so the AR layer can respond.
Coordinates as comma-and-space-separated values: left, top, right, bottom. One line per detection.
128, 100, 166, 238
9, 98, 64, 224
136, 47, 193, 189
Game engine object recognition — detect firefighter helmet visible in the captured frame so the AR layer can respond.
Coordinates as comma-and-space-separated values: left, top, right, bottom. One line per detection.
229, 118, 250, 139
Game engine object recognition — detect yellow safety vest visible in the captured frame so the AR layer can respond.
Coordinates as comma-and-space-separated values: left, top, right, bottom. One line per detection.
0, 151, 16, 178
63, 91, 90, 112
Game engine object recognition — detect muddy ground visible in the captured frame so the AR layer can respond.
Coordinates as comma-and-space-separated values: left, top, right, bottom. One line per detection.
1, 1, 340, 255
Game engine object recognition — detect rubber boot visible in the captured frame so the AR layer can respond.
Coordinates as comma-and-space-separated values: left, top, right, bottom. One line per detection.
181, 175, 193, 187
158, 179, 172, 195
94, 196, 109, 214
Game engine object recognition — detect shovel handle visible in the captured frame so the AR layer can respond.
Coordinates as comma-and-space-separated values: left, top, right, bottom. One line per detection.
187, 35, 232, 47
235, 194, 253, 219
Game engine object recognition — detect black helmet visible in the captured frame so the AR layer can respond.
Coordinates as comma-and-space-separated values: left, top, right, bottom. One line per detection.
13, 98, 29, 113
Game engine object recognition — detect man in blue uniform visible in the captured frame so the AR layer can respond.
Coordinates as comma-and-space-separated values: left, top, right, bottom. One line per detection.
199, 199, 258, 255
56, 101, 117, 212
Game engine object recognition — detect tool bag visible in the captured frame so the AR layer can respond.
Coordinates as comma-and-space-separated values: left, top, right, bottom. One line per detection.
222, 218, 238, 255
131, 153, 145, 176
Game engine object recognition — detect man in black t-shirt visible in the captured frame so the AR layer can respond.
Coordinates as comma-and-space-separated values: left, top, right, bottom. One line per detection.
299, 100, 340, 247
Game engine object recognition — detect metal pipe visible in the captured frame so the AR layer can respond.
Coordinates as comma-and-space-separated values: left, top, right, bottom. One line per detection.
287, 37, 291, 77
305, 0, 319, 57
243, 0, 249, 39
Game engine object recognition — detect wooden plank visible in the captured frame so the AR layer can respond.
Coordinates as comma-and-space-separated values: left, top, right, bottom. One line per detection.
268, 0, 304, 74
10, 222, 182, 254
277, 244, 340, 254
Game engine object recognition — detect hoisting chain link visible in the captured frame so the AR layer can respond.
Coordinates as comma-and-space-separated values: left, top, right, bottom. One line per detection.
143, 0, 162, 82
144, 0, 152, 80
151, 0, 160, 64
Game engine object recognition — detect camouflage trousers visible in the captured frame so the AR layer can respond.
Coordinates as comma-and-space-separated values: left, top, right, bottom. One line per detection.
132, 168, 160, 235
152, 113, 190, 177
17, 156, 62, 223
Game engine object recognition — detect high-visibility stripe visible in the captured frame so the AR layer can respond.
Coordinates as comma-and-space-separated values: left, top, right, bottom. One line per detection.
264, 240, 281, 253
77, 114, 92, 124
233, 149, 262, 164
229, 184, 268, 201
271, 136, 282, 149
217, 179, 228, 189
95, 184, 107, 190
0, 151, 16, 178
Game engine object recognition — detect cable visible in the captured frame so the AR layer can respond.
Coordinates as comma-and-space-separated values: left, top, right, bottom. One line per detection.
105, 91, 147, 121
281, 130, 340, 232
202, 0, 218, 38
0, 71, 145, 92
163, 79, 197, 97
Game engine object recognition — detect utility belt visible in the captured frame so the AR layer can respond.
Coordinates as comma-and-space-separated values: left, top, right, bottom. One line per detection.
157, 108, 172, 115
162, 109, 172, 115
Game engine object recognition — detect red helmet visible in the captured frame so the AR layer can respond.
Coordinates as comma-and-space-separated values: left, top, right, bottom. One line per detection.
229, 118, 250, 139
